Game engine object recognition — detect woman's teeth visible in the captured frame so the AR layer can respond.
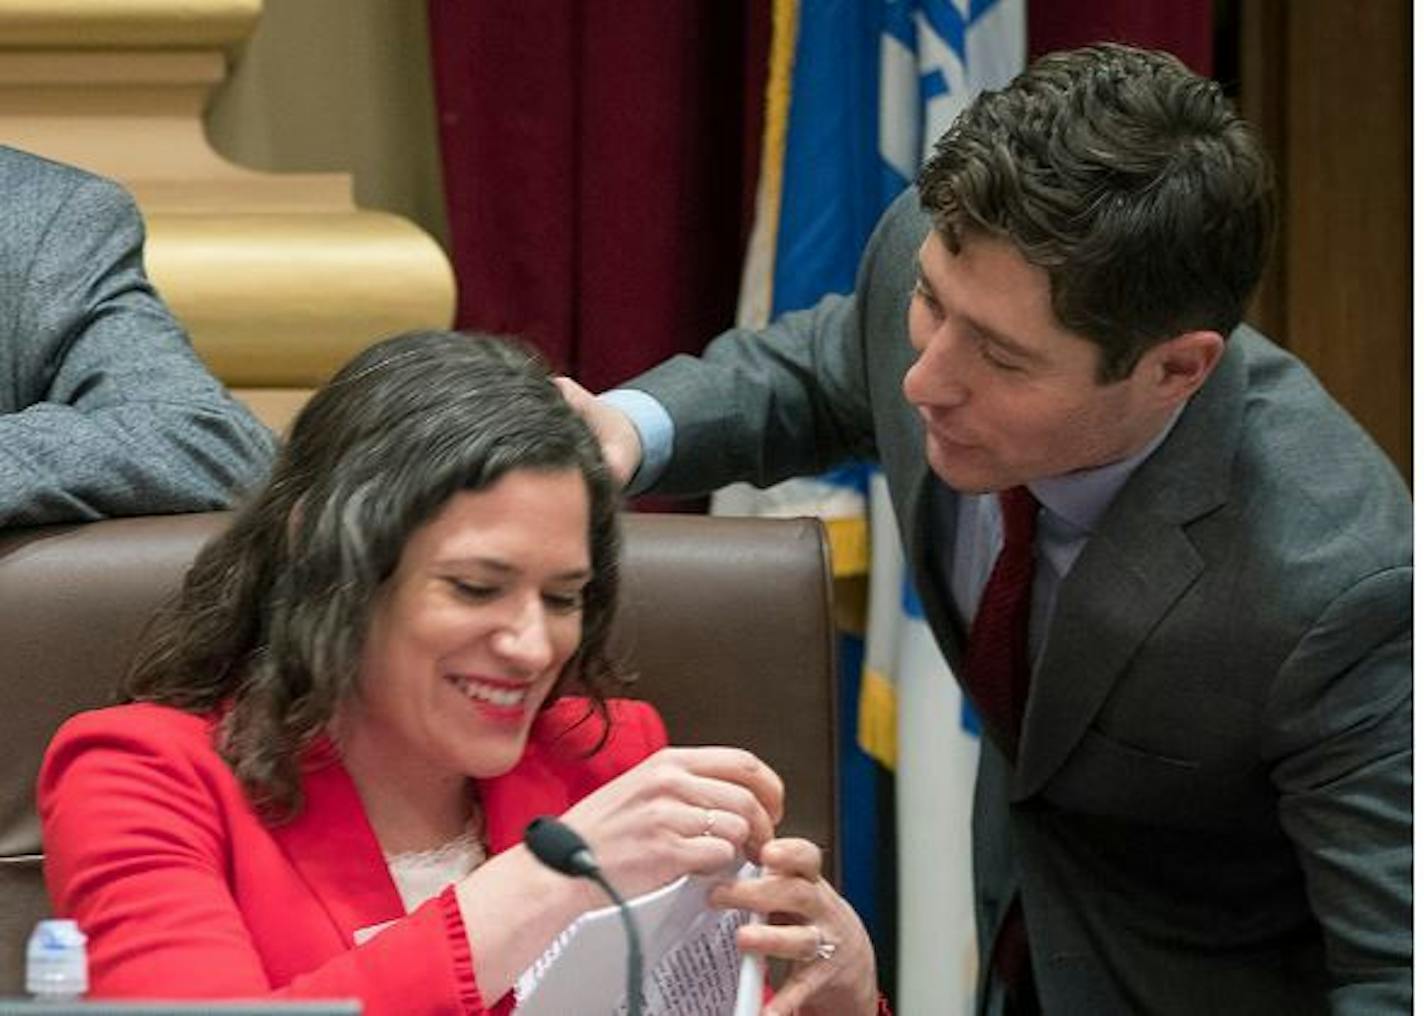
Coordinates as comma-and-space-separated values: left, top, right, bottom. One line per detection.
452, 676, 525, 708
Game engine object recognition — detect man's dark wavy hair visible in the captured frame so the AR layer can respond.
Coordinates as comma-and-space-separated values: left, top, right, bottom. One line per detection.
918, 43, 1274, 381
123, 330, 623, 817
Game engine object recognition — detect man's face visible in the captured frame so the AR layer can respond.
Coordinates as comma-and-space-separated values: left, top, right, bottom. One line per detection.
903, 231, 1168, 493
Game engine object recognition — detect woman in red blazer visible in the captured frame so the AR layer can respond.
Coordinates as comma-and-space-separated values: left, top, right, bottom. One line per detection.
40, 331, 880, 1016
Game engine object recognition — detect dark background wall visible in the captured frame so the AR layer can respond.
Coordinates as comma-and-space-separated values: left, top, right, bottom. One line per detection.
1230, 0, 1411, 482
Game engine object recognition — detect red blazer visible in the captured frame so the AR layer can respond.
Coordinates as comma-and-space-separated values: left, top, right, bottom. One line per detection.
39, 697, 667, 1016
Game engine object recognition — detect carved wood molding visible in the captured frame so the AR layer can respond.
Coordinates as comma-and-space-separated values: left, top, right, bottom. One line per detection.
0, 0, 455, 431
0, 0, 261, 49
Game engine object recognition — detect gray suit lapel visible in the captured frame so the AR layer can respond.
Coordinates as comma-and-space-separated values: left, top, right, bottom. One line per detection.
1012, 504, 1203, 798
899, 457, 970, 670
1011, 332, 1249, 800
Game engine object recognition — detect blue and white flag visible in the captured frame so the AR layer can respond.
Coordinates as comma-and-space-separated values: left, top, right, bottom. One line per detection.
720, 2, 1023, 1009
865, 5, 1024, 1012
716, 0, 889, 958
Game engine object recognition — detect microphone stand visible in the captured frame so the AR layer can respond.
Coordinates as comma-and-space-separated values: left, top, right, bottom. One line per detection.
585, 869, 643, 1016
524, 816, 644, 1016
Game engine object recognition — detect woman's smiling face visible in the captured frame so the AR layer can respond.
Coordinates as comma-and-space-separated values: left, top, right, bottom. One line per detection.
340, 467, 592, 787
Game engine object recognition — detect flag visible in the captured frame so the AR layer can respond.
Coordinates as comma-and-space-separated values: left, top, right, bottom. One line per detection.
716, 0, 892, 972
864, 4, 1024, 1012
720, 2, 1023, 1007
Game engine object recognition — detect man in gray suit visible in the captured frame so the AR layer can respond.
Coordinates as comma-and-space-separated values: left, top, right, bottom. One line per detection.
567, 45, 1411, 1014
0, 146, 275, 526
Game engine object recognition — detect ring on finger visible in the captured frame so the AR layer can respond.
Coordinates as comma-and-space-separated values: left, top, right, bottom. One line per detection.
811, 926, 838, 962
700, 808, 716, 838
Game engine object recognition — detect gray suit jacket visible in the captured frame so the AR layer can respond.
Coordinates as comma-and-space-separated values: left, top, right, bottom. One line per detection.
628, 190, 1412, 1014
0, 146, 275, 526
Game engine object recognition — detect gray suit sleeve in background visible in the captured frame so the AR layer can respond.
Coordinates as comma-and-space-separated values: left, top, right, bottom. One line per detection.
0, 155, 276, 526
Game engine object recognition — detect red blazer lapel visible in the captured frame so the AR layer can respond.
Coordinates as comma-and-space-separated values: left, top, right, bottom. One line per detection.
268, 740, 406, 944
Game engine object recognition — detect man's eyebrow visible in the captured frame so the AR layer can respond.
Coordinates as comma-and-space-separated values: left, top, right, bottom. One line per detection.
915, 262, 1044, 365
913, 262, 936, 295
971, 319, 1044, 364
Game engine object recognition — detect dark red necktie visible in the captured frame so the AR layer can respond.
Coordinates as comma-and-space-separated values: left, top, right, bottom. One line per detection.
962, 486, 1041, 1013
962, 485, 1039, 753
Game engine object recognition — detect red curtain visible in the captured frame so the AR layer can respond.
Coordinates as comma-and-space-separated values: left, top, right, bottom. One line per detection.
1028, 0, 1214, 75
426, 1, 767, 392
427, 2, 1212, 392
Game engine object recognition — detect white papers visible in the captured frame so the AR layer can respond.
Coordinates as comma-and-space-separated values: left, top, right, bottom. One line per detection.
514, 862, 756, 1015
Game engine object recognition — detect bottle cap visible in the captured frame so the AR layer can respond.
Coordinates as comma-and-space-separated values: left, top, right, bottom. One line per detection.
26, 918, 88, 998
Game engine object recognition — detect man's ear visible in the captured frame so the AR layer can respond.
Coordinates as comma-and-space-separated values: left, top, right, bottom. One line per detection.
1140, 330, 1224, 405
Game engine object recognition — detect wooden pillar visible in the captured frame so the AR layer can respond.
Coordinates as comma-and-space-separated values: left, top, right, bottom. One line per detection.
1238, 0, 1411, 482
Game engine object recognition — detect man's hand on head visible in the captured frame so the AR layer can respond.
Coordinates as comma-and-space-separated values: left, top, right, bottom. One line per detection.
554, 376, 644, 490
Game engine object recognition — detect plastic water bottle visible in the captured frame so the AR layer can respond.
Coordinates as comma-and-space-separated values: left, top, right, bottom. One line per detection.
25, 919, 88, 1001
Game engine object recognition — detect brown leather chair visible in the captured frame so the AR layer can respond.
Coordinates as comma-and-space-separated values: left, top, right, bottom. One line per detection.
0, 512, 837, 993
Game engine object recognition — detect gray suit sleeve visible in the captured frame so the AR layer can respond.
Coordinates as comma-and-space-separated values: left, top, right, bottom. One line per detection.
0, 174, 276, 526
623, 189, 926, 495
1266, 566, 1413, 1013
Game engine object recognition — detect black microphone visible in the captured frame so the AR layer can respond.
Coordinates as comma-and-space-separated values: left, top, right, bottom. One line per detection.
524, 817, 643, 1016
525, 815, 599, 877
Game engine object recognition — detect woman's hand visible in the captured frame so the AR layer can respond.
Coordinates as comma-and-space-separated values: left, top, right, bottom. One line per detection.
710, 837, 879, 1016
558, 746, 785, 900
459, 746, 783, 1003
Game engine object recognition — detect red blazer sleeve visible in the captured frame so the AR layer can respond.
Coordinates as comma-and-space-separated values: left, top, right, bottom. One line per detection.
40, 706, 486, 1015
